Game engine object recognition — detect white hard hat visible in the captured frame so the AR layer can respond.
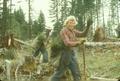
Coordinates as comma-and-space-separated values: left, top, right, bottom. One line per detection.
45, 26, 53, 30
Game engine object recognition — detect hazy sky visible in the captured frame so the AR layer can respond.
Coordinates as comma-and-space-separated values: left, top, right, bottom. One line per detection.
12, 0, 52, 26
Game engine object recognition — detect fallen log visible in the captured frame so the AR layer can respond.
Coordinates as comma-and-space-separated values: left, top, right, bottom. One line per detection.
14, 38, 34, 48
85, 42, 120, 46
90, 77, 118, 81
83, 42, 120, 54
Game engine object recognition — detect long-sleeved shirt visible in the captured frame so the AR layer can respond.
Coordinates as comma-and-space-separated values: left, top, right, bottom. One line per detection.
60, 27, 85, 47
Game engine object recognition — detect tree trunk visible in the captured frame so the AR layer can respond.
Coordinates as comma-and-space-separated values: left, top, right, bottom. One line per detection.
28, 0, 32, 39
96, 0, 99, 25
102, 0, 105, 27
117, 1, 119, 24
2, 0, 8, 36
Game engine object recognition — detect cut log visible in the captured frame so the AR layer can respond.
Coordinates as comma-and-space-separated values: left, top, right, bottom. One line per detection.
14, 38, 34, 48
85, 42, 120, 46
90, 77, 118, 81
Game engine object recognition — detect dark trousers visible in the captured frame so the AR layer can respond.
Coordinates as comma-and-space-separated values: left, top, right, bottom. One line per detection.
50, 50, 81, 81
33, 47, 48, 63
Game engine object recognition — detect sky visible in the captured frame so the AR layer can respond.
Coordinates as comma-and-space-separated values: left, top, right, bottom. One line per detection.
12, 0, 52, 27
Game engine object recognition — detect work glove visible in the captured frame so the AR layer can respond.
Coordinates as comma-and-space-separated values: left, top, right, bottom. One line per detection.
87, 18, 93, 27
78, 38, 86, 44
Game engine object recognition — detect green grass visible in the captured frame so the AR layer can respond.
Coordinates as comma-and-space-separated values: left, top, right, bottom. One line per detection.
78, 47, 120, 79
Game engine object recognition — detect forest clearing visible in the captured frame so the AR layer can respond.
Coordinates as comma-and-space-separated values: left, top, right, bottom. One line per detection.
0, 0, 120, 81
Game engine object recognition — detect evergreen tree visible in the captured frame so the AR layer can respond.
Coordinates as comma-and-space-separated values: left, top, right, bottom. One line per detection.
14, 8, 29, 40
1, 0, 9, 36
49, 0, 60, 22
14, 8, 25, 24
71, 0, 95, 30
37, 10, 45, 32
32, 20, 39, 37
0, 1, 2, 35
32, 10, 46, 37
49, 0, 70, 36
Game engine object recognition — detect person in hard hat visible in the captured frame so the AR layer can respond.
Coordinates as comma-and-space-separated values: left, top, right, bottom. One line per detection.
33, 27, 53, 63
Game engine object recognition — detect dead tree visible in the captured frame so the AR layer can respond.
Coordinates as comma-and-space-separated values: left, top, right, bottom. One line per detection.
93, 27, 106, 42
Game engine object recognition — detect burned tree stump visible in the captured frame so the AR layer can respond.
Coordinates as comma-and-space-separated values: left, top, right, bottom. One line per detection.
93, 27, 106, 42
